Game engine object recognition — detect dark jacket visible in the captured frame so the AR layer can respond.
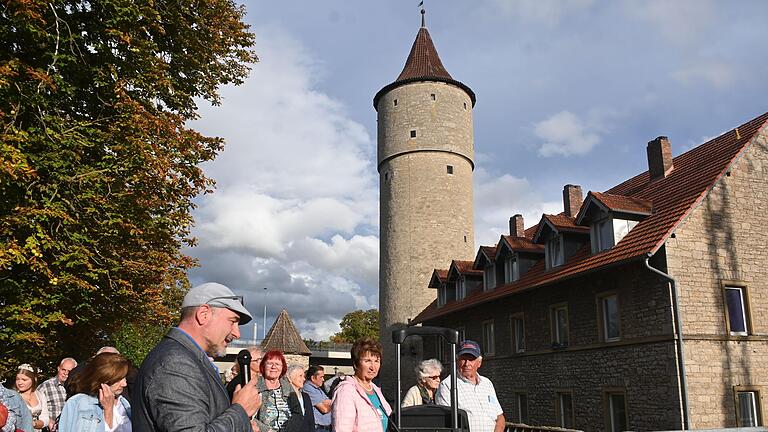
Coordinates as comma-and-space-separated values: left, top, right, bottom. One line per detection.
131, 328, 251, 432
296, 392, 315, 432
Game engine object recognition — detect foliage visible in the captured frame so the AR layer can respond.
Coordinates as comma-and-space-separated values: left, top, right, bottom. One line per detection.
331, 309, 380, 343
0, 0, 257, 374
112, 321, 170, 367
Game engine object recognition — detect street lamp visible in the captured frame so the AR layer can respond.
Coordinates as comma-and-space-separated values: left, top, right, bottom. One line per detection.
262, 287, 268, 339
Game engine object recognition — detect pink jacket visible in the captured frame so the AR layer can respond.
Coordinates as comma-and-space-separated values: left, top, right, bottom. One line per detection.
332, 378, 392, 432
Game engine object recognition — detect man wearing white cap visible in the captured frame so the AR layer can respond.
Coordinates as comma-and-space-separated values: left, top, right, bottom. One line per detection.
132, 282, 262, 432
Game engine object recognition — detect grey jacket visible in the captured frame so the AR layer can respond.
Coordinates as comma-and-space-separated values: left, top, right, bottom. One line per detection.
131, 328, 251, 432
252, 376, 304, 432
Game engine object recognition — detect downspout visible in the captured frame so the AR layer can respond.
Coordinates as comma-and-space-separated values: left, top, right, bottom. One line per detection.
645, 253, 691, 430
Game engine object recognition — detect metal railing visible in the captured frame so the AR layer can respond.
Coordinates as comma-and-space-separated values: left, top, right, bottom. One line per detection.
506, 423, 582, 432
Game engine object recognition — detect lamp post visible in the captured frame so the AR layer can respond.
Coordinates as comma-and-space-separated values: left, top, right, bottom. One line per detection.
262, 287, 268, 339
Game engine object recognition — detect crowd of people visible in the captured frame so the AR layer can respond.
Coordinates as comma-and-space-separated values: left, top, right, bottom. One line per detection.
1, 281, 506, 432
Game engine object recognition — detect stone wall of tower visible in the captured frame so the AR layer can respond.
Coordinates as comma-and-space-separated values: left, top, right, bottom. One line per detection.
377, 80, 476, 394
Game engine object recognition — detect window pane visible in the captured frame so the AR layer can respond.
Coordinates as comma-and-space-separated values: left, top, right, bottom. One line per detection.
514, 318, 525, 353
517, 393, 528, 423
603, 295, 620, 340
738, 392, 758, 427
555, 308, 568, 344
600, 219, 614, 250
725, 287, 747, 333
559, 393, 574, 428
609, 393, 628, 432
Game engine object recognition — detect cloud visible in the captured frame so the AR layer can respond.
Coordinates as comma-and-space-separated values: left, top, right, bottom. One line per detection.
534, 111, 601, 157
473, 168, 561, 247
487, 0, 595, 26
624, 0, 717, 46
186, 25, 379, 340
672, 62, 739, 89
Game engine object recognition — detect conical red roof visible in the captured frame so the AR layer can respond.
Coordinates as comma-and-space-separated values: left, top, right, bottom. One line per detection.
396, 27, 453, 81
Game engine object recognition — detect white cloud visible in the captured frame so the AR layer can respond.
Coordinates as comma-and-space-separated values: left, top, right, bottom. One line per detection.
624, 0, 717, 46
187, 25, 379, 340
488, 0, 595, 26
534, 111, 601, 157
473, 168, 561, 247
672, 62, 739, 89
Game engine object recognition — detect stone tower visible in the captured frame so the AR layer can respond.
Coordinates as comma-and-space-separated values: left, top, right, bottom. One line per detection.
374, 12, 476, 393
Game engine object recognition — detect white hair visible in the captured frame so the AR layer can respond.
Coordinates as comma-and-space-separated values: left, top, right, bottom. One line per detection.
415, 358, 443, 380
60, 357, 78, 367
287, 364, 305, 378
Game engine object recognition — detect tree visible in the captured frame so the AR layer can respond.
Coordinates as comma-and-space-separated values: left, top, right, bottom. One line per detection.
0, 0, 257, 374
331, 309, 379, 343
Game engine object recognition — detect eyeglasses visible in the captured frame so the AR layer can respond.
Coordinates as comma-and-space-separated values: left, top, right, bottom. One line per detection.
206, 295, 245, 307
427, 375, 441, 380
265, 362, 282, 368
252, 357, 262, 363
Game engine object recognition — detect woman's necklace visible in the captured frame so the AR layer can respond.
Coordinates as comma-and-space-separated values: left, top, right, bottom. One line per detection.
355, 376, 373, 392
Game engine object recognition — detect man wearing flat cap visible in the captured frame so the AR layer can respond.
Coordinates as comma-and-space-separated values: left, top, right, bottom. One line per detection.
436, 340, 505, 432
133, 282, 262, 432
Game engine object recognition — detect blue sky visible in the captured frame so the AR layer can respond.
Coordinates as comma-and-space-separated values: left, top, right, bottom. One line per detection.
187, 0, 768, 340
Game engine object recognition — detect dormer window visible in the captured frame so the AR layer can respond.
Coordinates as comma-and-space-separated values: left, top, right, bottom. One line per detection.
438, 285, 446, 307
483, 264, 495, 291
504, 256, 519, 283
457, 277, 467, 300
546, 235, 564, 269
591, 217, 639, 253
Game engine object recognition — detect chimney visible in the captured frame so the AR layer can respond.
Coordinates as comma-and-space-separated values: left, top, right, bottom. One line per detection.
647, 136, 674, 181
563, 184, 583, 218
509, 214, 525, 238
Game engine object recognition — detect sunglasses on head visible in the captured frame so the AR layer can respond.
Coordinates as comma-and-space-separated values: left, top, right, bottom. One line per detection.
206, 295, 244, 307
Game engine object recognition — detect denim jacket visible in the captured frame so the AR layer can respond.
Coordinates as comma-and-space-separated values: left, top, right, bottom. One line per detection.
0, 386, 33, 432
58, 394, 130, 432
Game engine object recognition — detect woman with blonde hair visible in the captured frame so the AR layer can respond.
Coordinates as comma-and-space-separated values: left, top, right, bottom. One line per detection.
59, 352, 131, 432
14, 364, 48, 431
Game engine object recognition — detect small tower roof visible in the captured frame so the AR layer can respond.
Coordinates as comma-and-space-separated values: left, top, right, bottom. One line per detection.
373, 16, 475, 110
261, 309, 311, 355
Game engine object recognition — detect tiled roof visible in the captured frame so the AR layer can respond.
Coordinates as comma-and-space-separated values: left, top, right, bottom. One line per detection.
413, 111, 768, 324
592, 192, 653, 215
428, 269, 449, 288
499, 235, 545, 254
373, 26, 475, 109
473, 246, 497, 268
448, 260, 483, 279
261, 309, 311, 355
533, 213, 591, 243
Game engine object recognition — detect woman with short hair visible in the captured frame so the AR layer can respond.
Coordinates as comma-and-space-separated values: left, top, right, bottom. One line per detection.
253, 350, 303, 432
59, 352, 131, 432
401, 358, 443, 407
332, 337, 392, 432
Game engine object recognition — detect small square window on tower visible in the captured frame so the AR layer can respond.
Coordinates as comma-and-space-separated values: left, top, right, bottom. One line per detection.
393, 99, 398, 106
447, 165, 454, 174
410, 130, 416, 138
431, 93, 436, 101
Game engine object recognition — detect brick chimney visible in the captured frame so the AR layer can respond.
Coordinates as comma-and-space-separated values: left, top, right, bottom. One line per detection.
509, 214, 525, 238
563, 184, 583, 218
647, 136, 674, 181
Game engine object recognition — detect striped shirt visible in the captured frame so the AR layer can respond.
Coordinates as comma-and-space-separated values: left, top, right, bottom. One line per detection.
436, 373, 503, 432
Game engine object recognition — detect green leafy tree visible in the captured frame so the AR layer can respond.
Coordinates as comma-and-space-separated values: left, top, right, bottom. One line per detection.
112, 322, 170, 367
0, 0, 257, 374
331, 309, 380, 343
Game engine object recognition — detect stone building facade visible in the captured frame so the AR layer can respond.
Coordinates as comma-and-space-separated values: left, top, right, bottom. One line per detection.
413, 113, 768, 430
375, 16, 476, 393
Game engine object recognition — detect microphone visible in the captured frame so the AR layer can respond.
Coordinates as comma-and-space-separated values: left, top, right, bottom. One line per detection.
236, 349, 251, 384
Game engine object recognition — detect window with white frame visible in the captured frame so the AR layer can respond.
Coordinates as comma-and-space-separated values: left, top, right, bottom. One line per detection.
551, 304, 569, 346
504, 256, 519, 283
515, 392, 529, 423
592, 217, 615, 252
546, 235, 564, 269
599, 293, 621, 342
606, 392, 628, 432
457, 277, 467, 300
511, 314, 525, 353
724, 284, 750, 335
557, 392, 575, 429
736, 390, 762, 427
482, 320, 495, 355
483, 264, 496, 291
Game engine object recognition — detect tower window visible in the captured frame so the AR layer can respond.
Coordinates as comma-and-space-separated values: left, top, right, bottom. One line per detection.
464, 235, 467, 242
410, 130, 416, 138
431, 93, 436, 100
384, 172, 390, 181
447, 165, 454, 174
393, 99, 398, 106
463, 102, 467, 110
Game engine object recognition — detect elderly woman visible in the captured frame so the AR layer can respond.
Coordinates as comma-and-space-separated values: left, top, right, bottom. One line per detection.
253, 350, 303, 432
401, 358, 443, 407
59, 352, 131, 432
332, 337, 392, 432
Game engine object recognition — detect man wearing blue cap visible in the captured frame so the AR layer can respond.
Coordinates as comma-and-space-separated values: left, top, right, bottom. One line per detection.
436, 340, 505, 432
133, 282, 263, 432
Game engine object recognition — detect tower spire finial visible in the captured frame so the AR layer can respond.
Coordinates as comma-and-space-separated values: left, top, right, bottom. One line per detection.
421, 7, 426, 28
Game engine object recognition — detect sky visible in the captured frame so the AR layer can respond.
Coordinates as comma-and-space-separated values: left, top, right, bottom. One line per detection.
187, 0, 768, 341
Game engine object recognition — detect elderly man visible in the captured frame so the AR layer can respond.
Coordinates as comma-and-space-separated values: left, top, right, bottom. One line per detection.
303, 365, 332, 431
37, 356, 77, 430
226, 345, 263, 400
132, 282, 262, 432
436, 340, 505, 432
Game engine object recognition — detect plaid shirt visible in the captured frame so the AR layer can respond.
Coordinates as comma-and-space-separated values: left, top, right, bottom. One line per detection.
37, 377, 66, 422
436, 373, 503, 432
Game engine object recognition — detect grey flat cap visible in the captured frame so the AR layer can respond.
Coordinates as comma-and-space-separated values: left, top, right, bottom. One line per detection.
182, 282, 253, 325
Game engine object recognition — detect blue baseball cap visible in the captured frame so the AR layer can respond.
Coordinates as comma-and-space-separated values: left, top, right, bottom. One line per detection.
457, 340, 482, 358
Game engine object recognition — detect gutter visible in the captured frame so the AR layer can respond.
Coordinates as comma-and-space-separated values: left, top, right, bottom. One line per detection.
645, 253, 691, 430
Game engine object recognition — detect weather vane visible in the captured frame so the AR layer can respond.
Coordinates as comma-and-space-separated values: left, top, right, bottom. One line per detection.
418, 1, 426, 27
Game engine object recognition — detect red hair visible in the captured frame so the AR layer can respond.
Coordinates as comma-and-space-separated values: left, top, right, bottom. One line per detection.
259, 350, 287, 378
